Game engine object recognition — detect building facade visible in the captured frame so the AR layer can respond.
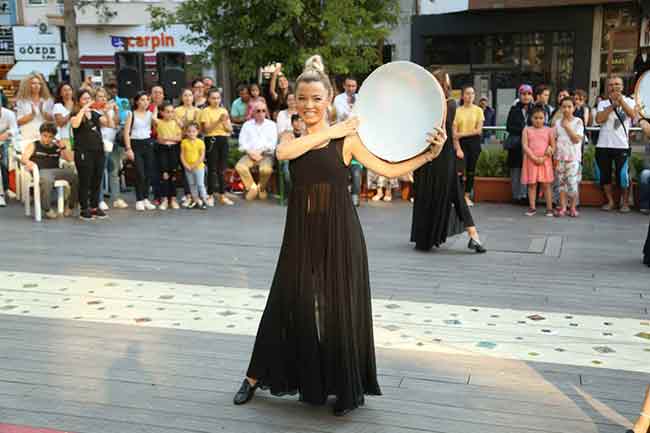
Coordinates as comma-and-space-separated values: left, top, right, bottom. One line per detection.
9, 0, 204, 89
411, 0, 643, 124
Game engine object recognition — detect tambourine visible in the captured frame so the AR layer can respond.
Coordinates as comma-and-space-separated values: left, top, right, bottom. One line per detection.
635, 70, 650, 119
353, 61, 446, 162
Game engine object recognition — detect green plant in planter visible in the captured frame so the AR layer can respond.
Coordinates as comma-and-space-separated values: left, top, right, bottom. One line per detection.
581, 146, 596, 181
630, 153, 645, 182
228, 138, 244, 168
475, 149, 508, 177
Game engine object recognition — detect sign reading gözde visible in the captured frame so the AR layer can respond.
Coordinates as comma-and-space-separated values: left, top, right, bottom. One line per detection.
12, 26, 66, 61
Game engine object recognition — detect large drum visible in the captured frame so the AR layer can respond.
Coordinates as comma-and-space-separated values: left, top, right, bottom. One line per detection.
353, 61, 446, 162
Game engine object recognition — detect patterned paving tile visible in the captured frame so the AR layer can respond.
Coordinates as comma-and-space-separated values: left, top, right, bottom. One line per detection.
0, 271, 649, 373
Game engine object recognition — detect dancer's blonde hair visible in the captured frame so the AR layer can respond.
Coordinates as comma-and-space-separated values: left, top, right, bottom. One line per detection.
16, 72, 52, 101
296, 55, 333, 97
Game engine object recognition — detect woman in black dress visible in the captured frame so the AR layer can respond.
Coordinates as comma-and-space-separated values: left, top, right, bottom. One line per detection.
639, 118, 650, 266
410, 69, 486, 252
233, 55, 447, 416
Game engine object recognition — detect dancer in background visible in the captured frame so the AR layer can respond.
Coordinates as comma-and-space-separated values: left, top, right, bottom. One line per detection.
453, 85, 484, 207
233, 55, 447, 416
410, 69, 486, 253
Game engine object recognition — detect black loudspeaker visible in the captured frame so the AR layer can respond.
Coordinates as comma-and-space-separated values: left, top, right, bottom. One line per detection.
157, 51, 186, 99
114, 52, 145, 99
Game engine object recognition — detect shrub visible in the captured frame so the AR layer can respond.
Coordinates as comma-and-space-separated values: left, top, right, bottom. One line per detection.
228, 138, 244, 168
582, 146, 596, 181
475, 148, 508, 178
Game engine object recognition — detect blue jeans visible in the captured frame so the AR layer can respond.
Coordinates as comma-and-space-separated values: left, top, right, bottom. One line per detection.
99, 147, 124, 204
640, 169, 650, 211
185, 167, 208, 200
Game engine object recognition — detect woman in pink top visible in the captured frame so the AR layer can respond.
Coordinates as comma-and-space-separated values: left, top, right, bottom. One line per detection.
521, 105, 555, 216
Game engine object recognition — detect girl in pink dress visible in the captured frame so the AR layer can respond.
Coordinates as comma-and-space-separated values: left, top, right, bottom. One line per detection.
521, 105, 555, 216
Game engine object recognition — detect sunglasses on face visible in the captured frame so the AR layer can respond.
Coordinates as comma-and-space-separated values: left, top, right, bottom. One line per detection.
255, 109, 266, 113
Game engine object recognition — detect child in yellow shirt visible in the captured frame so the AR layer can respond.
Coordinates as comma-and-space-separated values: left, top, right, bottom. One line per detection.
180, 122, 208, 210
156, 102, 183, 209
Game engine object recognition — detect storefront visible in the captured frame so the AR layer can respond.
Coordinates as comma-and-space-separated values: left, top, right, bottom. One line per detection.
601, 2, 642, 93
412, 5, 593, 124
78, 24, 205, 88
0, 0, 16, 81
8, 26, 65, 83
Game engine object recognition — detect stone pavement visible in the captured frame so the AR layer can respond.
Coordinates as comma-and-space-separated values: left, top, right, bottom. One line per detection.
0, 198, 649, 432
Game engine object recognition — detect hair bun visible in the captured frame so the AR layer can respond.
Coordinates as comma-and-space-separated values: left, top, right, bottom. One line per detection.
304, 55, 325, 75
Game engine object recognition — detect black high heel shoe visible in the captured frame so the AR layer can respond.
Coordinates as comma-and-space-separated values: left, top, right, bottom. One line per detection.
233, 378, 258, 405
468, 238, 487, 253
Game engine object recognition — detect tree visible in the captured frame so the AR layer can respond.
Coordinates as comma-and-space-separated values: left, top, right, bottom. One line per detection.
63, 0, 116, 88
149, 0, 400, 83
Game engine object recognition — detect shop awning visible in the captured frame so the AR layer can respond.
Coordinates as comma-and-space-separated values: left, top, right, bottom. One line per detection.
80, 55, 157, 69
7, 61, 59, 80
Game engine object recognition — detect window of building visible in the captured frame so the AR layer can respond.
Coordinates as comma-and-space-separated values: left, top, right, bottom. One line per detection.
28, 0, 46, 5
600, 3, 640, 94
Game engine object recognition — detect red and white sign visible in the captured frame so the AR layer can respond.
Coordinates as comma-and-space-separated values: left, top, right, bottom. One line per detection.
79, 25, 204, 56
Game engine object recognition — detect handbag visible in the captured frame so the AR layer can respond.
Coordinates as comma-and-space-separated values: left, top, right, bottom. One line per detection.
503, 134, 521, 150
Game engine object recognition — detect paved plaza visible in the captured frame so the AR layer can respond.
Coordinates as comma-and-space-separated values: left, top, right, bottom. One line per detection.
0, 198, 649, 432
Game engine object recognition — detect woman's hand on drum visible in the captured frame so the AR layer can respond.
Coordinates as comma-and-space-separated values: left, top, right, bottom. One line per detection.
425, 127, 446, 161
327, 117, 359, 140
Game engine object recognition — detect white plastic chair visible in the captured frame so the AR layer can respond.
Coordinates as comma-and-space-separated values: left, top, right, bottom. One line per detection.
13, 148, 70, 222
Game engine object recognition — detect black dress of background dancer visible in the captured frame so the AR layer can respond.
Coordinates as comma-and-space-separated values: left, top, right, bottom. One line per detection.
411, 97, 480, 250
244, 137, 381, 413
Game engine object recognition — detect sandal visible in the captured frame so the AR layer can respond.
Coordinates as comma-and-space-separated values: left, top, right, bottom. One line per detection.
601, 203, 615, 212
554, 208, 566, 217
569, 208, 579, 218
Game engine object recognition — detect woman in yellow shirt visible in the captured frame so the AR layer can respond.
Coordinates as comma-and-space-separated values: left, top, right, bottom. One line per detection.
175, 89, 200, 131
198, 89, 234, 206
156, 102, 183, 209
453, 85, 485, 207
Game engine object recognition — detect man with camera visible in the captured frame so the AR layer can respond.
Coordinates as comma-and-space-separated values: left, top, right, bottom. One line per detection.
595, 75, 637, 212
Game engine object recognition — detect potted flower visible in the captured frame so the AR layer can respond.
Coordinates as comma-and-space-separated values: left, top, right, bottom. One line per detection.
473, 148, 511, 203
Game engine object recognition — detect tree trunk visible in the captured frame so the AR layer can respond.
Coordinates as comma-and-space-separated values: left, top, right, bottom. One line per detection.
63, 0, 81, 89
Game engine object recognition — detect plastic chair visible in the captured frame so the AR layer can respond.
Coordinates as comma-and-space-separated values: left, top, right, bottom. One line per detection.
14, 150, 70, 222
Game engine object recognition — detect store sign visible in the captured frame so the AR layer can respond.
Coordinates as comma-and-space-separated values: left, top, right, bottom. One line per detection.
12, 26, 65, 61
0, 26, 12, 56
79, 25, 204, 55
110, 33, 176, 52
0, 0, 15, 26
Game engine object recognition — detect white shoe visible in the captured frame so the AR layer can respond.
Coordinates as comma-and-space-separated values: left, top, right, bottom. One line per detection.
159, 199, 168, 210
45, 209, 58, 219
99, 201, 109, 211
206, 196, 215, 207
219, 194, 234, 206
143, 199, 157, 210
135, 201, 145, 212
0, 195, 5, 207
113, 198, 128, 209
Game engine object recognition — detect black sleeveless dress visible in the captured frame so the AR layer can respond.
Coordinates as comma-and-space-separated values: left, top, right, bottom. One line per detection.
640, 127, 650, 267
246, 138, 381, 412
410, 99, 475, 250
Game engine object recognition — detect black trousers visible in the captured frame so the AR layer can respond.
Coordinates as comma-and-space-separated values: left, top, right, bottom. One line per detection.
132, 139, 155, 201
460, 135, 481, 194
75, 149, 105, 211
205, 135, 229, 195
157, 144, 180, 199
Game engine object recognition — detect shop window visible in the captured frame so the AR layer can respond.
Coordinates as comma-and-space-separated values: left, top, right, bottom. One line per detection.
600, 3, 640, 93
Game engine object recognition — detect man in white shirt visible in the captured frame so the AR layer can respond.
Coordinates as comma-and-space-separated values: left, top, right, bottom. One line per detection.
0, 107, 19, 206
236, 100, 278, 200
333, 77, 358, 122
595, 75, 637, 212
